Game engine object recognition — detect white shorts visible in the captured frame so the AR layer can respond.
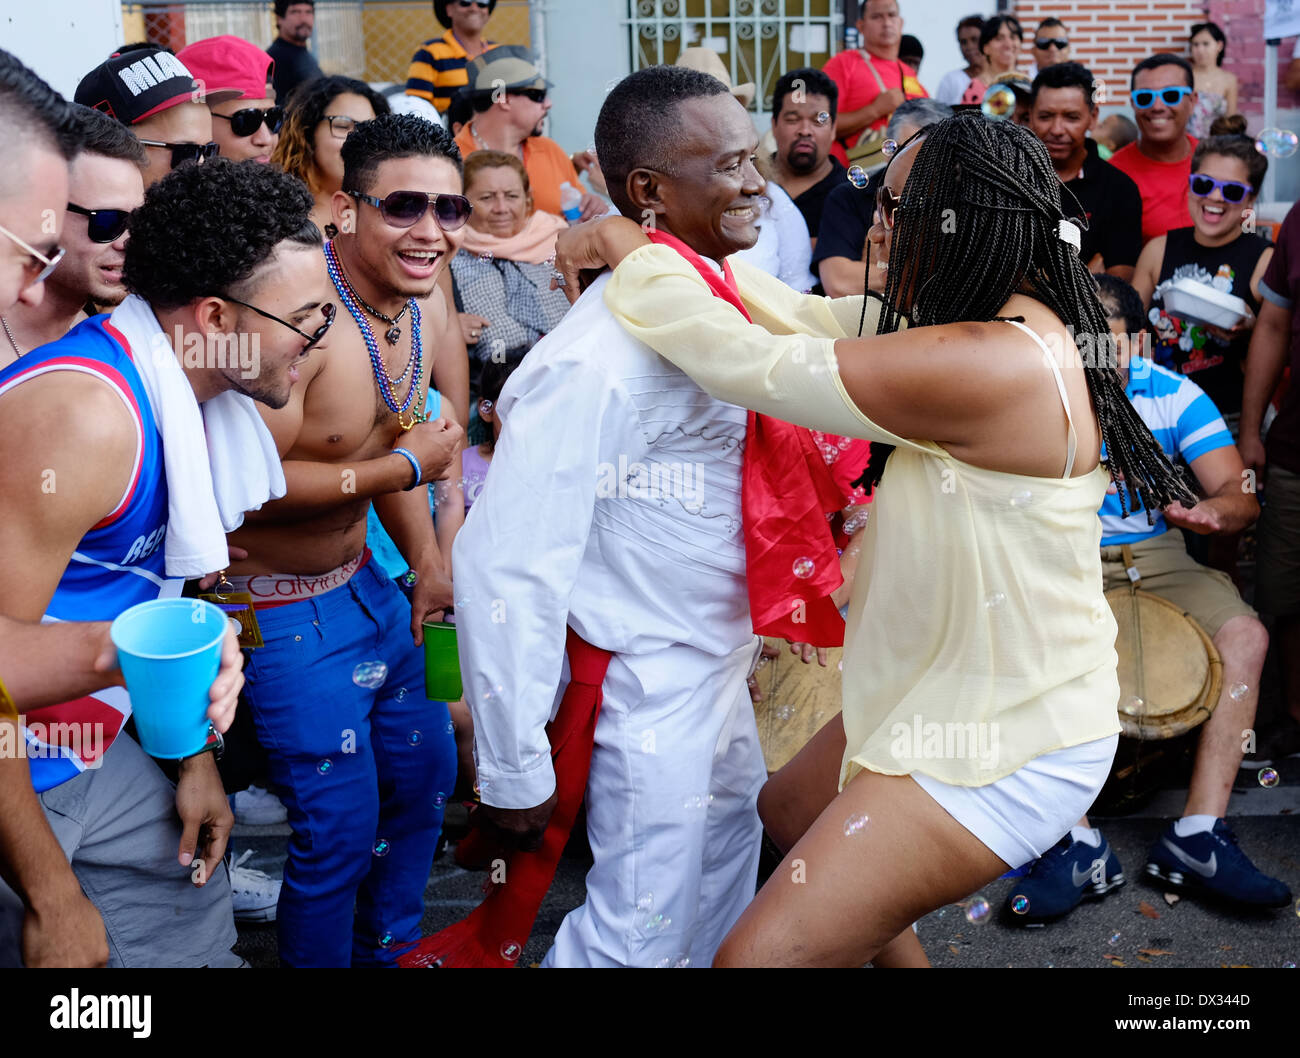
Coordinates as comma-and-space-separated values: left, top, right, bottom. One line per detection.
911, 734, 1119, 869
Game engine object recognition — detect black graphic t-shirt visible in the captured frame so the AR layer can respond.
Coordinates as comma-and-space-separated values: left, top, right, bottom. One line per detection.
1149, 227, 1270, 416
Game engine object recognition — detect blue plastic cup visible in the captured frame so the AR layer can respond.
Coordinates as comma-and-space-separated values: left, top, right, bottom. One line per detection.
110, 598, 227, 759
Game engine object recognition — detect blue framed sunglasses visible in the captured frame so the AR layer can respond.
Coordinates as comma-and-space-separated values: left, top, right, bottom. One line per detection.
1130, 86, 1193, 109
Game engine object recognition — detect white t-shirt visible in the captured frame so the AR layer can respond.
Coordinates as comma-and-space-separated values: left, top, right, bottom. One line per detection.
935, 66, 973, 104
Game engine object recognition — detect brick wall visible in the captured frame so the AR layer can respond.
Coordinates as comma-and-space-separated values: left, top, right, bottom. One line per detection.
1010, 1, 1207, 114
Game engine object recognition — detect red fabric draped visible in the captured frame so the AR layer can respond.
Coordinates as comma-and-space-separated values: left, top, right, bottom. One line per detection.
397, 628, 612, 968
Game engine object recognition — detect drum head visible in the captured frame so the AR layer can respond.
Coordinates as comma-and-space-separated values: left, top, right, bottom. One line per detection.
1106, 588, 1222, 740
752, 639, 844, 774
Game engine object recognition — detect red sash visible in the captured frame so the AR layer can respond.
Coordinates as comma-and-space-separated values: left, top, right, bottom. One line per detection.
397, 627, 612, 968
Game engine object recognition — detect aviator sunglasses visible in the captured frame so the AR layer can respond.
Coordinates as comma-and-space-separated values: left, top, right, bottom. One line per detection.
346, 189, 473, 231
213, 106, 285, 137
1188, 173, 1253, 203
1130, 86, 1194, 109
67, 204, 132, 244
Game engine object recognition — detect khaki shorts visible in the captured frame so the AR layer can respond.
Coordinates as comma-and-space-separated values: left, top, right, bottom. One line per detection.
1100, 530, 1255, 639
1256, 464, 1300, 618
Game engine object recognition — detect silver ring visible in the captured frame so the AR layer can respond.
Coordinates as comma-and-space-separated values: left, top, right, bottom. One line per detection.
552, 269, 567, 287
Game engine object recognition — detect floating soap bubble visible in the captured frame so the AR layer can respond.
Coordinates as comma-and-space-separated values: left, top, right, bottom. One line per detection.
815, 110, 830, 126
433, 791, 446, 808
352, 660, 388, 689
407, 729, 422, 746
1121, 695, 1145, 716
1256, 128, 1299, 159
882, 138, 899, 157
1284, 960, 1297, 968
394, 686, 408, 701
479, 399, 494, 415
1011, 894, 1030, 915
820, 442, 839, 464
479, 250, 494, 261
500, 940, 522, 962
964, 897, 991, 924
792, 557, 815, 579
644, 913, 671, 932
1009, 489, 1033, 508
379, 931, 394, 948
1108, 931, 1122, 946
981, 83, 1017, 120
985, 591, 1007, 610
317, 759, 333, 775
1229, 682, 1250, 702
228, 617, 242, 636
446, 720, 456, 734
846, 164, 869, 189
1259, 767, 1280, 788
776, 704, 794, 722
843, 813, 869, 836
636, 891, 654, 913
373, 838, 391, 857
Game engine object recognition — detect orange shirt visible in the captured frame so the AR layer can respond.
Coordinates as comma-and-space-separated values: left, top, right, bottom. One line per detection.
455, 127, 581, 218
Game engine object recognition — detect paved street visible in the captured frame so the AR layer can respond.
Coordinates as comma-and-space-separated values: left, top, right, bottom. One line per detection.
232, 752, 1300, 969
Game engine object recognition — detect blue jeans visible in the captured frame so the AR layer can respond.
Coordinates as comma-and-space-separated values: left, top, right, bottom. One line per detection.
241, 559, 456, 966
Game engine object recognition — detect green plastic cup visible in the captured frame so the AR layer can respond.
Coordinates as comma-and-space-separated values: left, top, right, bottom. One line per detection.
422, 620, 462, 701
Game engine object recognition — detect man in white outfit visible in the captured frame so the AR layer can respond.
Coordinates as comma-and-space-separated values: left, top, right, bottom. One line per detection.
453, 65, 781, 967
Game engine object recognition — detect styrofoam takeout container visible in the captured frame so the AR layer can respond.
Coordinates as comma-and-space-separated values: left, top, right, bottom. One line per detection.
1162, 277, 1249, 329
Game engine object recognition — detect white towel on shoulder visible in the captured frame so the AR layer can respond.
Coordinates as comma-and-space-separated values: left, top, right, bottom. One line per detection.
108, 296, 285, 578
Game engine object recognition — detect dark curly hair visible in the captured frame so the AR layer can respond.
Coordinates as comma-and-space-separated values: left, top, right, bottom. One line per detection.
272, 74, 390, 194
124, 157, 320, 310
340, 112, 462, 197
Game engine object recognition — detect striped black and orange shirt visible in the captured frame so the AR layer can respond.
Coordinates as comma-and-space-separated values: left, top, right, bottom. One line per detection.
405, 30, 493, 113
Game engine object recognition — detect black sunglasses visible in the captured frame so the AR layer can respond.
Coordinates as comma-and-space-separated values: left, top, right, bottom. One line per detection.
67, 204, 132, 244
1034, 37, 1069, 50
347, 189, 473, 231
137, 139, 220, 170
213, 106, 285, 138
225, 297, 336, 352
510, 88, 547, 104
455, 1, 492, 7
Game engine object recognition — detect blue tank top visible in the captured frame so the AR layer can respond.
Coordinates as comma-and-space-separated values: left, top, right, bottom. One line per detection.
0, 316, 172, 790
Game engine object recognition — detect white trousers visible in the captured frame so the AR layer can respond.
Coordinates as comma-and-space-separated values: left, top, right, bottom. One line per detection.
543, 638, 766, 967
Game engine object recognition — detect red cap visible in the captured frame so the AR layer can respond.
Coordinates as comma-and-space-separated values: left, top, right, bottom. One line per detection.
177, 35, 275, 103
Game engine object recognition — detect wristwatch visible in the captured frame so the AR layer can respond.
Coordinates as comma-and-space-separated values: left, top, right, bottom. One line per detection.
181, 727, 225, 762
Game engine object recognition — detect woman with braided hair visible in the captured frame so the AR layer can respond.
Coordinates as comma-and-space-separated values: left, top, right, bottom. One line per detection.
554, 108, 1195, 966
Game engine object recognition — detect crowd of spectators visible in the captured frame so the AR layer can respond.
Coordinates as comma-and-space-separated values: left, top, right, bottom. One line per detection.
0, 0, 1297, 967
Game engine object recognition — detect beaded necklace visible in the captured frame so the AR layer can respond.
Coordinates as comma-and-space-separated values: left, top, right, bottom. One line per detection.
324, 239, 427, 431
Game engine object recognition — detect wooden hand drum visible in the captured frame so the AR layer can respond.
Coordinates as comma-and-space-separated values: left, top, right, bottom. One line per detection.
1106, 588, 1222, 741
751, 638, 844, 774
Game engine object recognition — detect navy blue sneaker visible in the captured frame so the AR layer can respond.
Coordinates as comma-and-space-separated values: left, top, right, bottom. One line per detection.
1001, 833, 1124, 923
1145, 819, 1293, 908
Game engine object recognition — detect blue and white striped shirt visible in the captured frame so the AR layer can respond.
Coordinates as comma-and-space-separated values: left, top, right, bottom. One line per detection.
1099, 360, 1233, 544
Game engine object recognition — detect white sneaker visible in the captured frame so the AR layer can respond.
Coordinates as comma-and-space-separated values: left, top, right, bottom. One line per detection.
232, 784, 288, 826
228, 849, 280, 923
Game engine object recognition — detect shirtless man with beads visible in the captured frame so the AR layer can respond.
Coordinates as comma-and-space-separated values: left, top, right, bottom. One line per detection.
224, 113, 468, 967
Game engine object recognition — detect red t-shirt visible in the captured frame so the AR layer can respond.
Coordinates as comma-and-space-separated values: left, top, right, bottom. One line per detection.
822, 50, 927, 166
1109, 135, 1197, 245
